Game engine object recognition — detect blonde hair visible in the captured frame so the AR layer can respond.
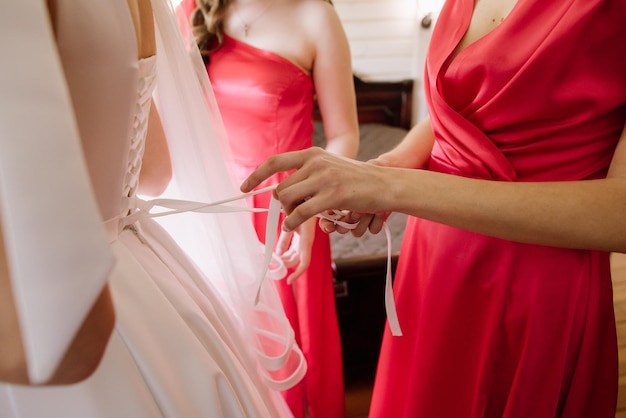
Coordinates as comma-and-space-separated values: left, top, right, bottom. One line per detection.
190, 0, 228, 63
190, 0, 332, 63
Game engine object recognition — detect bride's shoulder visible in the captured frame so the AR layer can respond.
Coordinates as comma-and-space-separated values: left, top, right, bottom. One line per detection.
127, 0, 156, 59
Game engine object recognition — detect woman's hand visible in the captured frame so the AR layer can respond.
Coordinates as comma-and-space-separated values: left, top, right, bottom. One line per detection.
275, 217, 317, 284
318, 157, 393, 237
316, 118, 436, 235
241, 147, 391, 233
318, 207, 390, 237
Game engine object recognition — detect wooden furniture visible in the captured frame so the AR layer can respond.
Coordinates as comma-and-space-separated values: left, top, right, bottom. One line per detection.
314, 75, 414, 130
312, 75, 414, 380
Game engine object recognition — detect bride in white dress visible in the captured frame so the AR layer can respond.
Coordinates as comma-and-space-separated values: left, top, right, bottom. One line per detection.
0, 0, 302, 416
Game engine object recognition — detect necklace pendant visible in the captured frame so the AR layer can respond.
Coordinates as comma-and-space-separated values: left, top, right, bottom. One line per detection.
235, 0, 276, 38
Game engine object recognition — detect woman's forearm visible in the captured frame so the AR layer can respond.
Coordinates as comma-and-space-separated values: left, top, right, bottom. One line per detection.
244, 118, 626, 254
386, 168, 626, 252
243, 148, 626, 253
371, 117, 435, 169
324, 131, 359, 159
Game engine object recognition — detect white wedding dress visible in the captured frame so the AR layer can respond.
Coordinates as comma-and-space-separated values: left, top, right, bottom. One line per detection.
0, 1, 300, 416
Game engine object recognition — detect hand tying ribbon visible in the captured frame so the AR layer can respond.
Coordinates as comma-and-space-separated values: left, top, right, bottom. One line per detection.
123, 185, 402, 337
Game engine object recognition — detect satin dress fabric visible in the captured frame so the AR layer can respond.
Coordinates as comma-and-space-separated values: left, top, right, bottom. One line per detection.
205, 33, 346, 418
0, 1, 288, 416
369, 0, 626, 417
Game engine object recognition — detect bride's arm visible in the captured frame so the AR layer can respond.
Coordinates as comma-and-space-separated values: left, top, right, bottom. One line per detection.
0, 222, 27, 384
0, 0, 165, 386
0, 250, 115, 386
0, 0, 117, 386
139, 101, 173, 196
134, 0, 172, 197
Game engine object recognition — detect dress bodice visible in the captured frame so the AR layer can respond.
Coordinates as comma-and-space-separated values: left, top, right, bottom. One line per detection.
425, 0, 626, 182
58, 0, 158, 224
55, 0, 140, 223
207, 35, 314, 168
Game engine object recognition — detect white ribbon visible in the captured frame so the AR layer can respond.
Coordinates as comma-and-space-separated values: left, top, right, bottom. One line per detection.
318, 211, 402, 337
121, 185, 285, 300
123, 185, 402, 337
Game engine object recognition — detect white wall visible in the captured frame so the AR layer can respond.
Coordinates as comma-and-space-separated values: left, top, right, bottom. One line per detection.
333, 0, 441, 122
333, 0, 420, 82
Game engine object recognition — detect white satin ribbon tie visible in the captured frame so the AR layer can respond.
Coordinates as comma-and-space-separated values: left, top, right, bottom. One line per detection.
117, 185, 402, 348
317, 211, 402, 337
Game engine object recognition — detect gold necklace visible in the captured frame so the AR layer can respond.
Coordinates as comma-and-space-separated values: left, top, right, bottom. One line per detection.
233, 0, 276, 37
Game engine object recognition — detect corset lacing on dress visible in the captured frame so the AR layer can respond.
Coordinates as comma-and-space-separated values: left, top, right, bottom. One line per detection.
122, 56, 157, 219
100, 57, 156, 243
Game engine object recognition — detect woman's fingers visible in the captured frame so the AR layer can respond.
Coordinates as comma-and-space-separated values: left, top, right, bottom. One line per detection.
280, 250, 299, 268
367, 212, 390, 235
349, 212, 370, 237
319, 217, 337, 233
242, 148, 386, 232
275, 230, 294, 256
241, 148, 319, 193
286, 263, 308, 284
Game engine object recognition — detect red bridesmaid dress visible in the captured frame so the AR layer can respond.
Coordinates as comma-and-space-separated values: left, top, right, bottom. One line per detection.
369, 0, 626, 417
